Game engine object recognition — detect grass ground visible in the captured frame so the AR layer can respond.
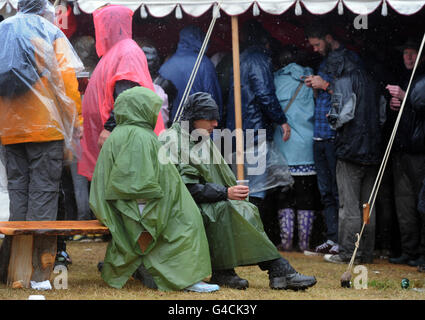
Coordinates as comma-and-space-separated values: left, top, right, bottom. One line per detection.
0, 239, 424, 300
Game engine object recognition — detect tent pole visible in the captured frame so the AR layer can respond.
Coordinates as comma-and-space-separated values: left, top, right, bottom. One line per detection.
231, 15, 244, 180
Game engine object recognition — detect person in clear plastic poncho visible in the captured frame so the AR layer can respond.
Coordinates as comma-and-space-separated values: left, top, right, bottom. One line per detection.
0, 0, 83, 283
159, 92, 317, 291
0, 0, 83, 221
89, 86, 219, 293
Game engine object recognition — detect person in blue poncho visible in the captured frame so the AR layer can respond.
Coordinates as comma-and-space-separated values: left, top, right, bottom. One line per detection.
158, 25, 223, 125
273, 45, 323, 253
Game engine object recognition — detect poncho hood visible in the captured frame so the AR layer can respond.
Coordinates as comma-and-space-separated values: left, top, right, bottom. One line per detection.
114, 86, 162, 130
177, 25, 205, 53
93, 5, 133, 57
18, 0, 47, 14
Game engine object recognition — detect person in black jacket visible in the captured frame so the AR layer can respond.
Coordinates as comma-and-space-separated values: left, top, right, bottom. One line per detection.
322, 48, 385, 264
386, 38, 425, 267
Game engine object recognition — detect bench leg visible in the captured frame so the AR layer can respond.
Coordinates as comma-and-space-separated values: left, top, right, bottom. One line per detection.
7, 235, 57, 288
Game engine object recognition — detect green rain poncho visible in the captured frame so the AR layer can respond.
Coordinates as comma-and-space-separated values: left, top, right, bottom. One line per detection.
89, 87, 212, 291
159, 122, 281, 270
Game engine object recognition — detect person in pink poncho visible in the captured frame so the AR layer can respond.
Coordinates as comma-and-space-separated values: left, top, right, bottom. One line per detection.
78, 5, 165, 180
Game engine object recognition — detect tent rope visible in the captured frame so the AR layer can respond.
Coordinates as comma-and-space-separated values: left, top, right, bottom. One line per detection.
173, 1, 222, 123
344, 32, 425, 274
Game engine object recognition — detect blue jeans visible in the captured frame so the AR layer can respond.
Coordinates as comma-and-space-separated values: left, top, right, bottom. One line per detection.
313, 139, 339, 243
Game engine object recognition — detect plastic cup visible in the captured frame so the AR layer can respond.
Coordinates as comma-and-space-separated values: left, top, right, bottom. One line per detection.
236, 179, 249, 201
236, 179, 249, 186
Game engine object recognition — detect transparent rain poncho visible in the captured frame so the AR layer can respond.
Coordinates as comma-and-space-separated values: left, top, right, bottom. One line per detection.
0, 7, 84, 159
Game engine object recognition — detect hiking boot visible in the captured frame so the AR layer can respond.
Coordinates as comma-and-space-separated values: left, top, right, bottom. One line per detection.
389, 253, 412, 265
210, 269, 249, 290
262, 257, 316, 291
285, 272, 317, 291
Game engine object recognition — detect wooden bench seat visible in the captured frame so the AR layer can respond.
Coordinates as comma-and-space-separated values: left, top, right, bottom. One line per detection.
0, 220, 109, 288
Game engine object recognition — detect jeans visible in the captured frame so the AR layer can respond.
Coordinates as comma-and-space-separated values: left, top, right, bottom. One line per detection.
313, 139, 339, 243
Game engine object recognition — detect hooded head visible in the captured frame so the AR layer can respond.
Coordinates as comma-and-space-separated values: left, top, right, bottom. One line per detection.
241, 19, 271, 49
114, 87, 162, 130
18, 0, 47, 15
180, 92, 220, 133
325, 49, 358, 78
93, 5, 133, 57
135, 39, 161, 79
177, 25, 206, 53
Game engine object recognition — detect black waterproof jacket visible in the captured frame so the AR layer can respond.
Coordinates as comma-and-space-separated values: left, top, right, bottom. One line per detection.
226, 45, 287, 141
392, 72, 425, 154
328, 49, 383, 165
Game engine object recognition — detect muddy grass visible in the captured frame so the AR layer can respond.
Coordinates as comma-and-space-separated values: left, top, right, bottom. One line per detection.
0, 240, 424, 300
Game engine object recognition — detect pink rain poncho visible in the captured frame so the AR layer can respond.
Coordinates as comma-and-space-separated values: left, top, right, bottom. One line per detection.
78, 5, 164, 180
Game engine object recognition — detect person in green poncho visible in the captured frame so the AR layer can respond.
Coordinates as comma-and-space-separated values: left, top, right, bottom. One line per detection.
89, 86, 220, 293
159, 92, 317, 291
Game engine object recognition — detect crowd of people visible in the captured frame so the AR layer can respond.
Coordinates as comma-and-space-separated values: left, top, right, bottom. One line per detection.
0, 0, 424, 293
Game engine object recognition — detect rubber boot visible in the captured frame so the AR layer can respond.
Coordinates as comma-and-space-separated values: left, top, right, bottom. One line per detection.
277, 208, 295, 251
297, 210, 315, 252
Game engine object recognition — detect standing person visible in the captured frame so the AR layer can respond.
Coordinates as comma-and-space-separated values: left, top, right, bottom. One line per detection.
158, 25, 223, 125
0, 0, 83, 280
136, 39, 177, 129
273, 45, 322, 253
386, 38, 425, 267
321, 47, 384, 264
226, 20, 293, 236
160, 92, 317, 291
90, 86, 219, 293
77, 5, 164, 181
410, 75, 425, 272
303, 22, 362, 255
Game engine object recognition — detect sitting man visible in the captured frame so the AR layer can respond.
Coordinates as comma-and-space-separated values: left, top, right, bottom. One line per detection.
89, 86, 219, 293
159, 92, 317, 291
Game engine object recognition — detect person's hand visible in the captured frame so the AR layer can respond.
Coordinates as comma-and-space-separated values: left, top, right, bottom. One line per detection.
98, 129, 111, 149
74, 126, 83, 139
304, 75, 313, 88
309, 75, 329, 90
281, 123, 291, 142
386, 85, 406, 101
389, 97, 402, 111
227, 185, 250, 200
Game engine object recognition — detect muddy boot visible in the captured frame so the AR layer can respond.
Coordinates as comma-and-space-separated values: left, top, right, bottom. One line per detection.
297, 210, 315, 252
259, 257, 317, 291
210, 269, 249, 290
277, 208, 295, 251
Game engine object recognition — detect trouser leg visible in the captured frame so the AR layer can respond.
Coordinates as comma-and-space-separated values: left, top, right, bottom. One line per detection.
4, 143, 29, 221
337, 160, 363, 261
313, 140, 338, 243
26, 141, 63, 221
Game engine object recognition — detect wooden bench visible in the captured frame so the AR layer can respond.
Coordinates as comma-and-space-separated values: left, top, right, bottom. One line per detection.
0, 220, 109, 288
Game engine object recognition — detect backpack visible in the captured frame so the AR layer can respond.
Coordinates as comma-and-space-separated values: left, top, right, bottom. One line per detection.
0, 25, 39, 98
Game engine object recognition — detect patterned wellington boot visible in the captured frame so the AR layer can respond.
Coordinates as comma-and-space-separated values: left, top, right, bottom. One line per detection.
277, 208, 295, 251
297, 210, 315, 252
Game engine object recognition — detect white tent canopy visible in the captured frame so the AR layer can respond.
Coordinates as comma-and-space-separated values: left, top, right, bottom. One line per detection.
1, 0, 424, 17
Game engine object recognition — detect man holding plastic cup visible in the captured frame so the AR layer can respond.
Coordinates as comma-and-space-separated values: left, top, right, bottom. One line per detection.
159, 92, 317, 291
